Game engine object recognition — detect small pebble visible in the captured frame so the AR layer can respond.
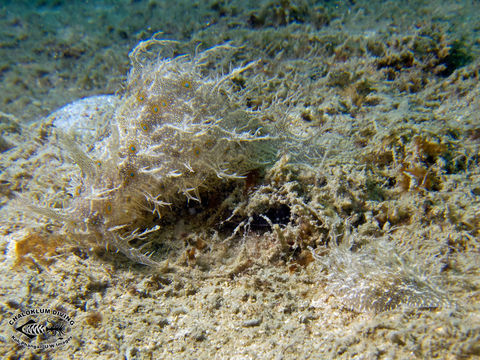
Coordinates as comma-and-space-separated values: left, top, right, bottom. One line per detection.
242, 317, 262, 327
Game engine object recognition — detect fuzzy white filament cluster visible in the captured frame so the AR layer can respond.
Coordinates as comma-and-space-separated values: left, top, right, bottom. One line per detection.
310, 236, 450, 313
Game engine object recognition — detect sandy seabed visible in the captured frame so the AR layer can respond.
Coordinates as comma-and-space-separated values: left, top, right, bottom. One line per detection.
0, 1, 479, 359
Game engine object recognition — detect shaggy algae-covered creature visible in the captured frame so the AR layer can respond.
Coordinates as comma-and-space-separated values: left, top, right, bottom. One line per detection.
20, 37, 280, 266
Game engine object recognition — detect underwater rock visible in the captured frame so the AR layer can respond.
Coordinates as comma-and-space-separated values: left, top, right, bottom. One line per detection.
51, 95, 118, 146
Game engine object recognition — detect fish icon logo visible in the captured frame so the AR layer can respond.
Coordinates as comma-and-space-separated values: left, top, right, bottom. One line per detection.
15, 319, 66, 340
9, 308, 74, 349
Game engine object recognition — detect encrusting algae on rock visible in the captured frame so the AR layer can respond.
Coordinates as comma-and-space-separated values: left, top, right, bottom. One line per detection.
2, 33, 458, 316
